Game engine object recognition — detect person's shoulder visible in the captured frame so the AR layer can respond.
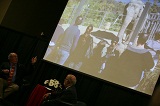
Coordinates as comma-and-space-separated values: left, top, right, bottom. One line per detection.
143, 50, 153, 56
68, 85, 76, 90
65, 86, 77, 94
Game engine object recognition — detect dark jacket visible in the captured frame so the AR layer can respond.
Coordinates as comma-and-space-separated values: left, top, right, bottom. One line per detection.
0, 62, 34, 86
105, 45, 154, 87
51, 85, 77, 104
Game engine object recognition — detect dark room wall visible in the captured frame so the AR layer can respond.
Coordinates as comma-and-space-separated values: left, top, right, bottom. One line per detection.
1, 0, 68, 40
0, 0, 12, 24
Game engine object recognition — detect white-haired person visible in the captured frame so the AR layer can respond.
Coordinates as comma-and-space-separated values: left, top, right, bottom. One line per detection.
42, 74, 77, 106
0, 52, 37, 104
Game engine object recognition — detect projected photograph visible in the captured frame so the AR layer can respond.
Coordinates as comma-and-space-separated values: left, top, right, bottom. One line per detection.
43, 0, 160, 95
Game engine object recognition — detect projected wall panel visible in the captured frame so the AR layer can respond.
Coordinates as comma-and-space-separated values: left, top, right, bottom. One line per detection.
43, 0, 160, 95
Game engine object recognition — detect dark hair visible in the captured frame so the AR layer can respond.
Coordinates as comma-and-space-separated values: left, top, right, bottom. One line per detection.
88, 24, 93, 29
137, 33, 148, 45
86, 24, 93, 32
75, 16, 83, 25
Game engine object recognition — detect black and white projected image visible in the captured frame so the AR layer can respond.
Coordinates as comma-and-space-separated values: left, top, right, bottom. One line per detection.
43, 0, 160, 95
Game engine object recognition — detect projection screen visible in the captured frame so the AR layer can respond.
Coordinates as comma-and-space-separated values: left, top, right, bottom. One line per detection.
43, 0, 160, 95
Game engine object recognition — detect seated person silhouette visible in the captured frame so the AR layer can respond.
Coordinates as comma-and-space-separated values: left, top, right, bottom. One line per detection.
0, 52, 37, 104
42, 74, 77, 106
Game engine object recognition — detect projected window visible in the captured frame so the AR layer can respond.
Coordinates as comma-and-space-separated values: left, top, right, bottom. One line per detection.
43, 0, 160, 95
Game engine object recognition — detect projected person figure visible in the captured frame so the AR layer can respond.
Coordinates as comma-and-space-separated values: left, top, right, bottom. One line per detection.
118, 0, 144, 43
102, 40, 119, 73
145, 32, 160, 67
50, 19, 65, 46
44, 19, 65, 58
53, 16, 83, 65
80, 40, 106, 75
65, 24, 93, 70
105, 33, 154, 89
136, 51, 160, 95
